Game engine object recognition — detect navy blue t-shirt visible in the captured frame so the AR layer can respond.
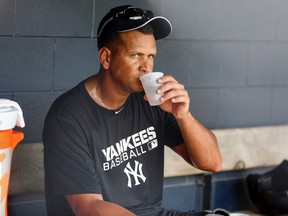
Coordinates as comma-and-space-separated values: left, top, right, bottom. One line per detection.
43, 81, 184, 216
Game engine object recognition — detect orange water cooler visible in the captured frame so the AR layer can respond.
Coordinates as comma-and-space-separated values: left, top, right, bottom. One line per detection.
0, 106, 24, 216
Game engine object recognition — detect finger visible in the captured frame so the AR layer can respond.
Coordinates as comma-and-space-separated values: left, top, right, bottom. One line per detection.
157, 82, 184, 95
157, 75, 177, 84
170, 95, 190, 104
160, 89, 189, 103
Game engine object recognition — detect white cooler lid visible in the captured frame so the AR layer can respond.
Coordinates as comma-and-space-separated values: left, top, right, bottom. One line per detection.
0, 106, 19, 130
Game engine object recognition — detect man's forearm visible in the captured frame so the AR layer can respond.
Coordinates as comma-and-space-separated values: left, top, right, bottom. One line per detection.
176, 112, 222, 172
66, 194, 135, 216
81, 200, 135, 216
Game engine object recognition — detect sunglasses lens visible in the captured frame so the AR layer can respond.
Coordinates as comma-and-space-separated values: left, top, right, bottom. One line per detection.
145, 10, 153, 19
125, 8, 143, 16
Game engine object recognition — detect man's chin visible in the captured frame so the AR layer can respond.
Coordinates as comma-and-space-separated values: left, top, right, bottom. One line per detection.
134, 85, 144, 92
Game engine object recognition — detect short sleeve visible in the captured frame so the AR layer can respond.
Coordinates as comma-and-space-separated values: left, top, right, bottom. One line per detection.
163, 112, 184, 148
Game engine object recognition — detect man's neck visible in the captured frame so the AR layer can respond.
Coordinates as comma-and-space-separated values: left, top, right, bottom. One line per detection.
85, 72, 128, 110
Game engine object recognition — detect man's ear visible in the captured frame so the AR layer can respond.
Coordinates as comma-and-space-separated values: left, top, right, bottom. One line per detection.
98, 47, 111, 69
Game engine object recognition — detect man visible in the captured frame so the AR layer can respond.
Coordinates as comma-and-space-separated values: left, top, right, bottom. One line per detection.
43, 5, 222, 216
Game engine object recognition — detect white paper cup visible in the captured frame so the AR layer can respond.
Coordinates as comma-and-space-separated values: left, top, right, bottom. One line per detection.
140, 72, 164, 106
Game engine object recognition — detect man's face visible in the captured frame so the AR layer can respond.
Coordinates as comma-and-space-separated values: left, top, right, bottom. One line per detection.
107, 30, 157, 93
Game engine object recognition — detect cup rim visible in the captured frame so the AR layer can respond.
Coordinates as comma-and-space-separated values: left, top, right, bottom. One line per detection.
139, 72, 164, 80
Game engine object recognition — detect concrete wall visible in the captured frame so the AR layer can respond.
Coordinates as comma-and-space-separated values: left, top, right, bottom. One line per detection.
2, 1, 288, 214
1, 0, 288, 142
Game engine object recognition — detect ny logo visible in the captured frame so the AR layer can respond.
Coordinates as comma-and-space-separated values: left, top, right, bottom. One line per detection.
124, 160, 146, 188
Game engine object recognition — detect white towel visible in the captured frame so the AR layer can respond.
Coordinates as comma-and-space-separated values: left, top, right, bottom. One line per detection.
0, 99, 25, 128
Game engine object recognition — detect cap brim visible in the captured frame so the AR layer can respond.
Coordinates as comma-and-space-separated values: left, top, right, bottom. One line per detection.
118, 16, 172, 40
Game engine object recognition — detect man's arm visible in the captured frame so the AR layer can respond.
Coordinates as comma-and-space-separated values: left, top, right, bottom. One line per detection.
157, 75, 222, 172
173, 112, 222, 172
65, 194, 135, 216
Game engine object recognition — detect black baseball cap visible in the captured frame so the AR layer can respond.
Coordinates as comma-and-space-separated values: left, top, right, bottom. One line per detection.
97, 5, 172, 48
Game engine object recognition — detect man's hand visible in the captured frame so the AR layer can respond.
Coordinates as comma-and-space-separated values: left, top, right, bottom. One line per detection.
157, 75, 190, 119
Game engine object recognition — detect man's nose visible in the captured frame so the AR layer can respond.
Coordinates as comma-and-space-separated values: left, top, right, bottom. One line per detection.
139, 58, 153, 73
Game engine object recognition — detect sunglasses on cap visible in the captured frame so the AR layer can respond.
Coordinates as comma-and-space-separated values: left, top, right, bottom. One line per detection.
97, 6, 154, 38
115, 7, 153, 20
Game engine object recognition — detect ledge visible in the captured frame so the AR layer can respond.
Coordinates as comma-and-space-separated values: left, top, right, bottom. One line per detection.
164, 124, 288, 177
9, 125, 288, 194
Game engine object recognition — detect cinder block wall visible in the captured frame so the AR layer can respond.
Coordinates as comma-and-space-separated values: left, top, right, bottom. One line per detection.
1, 0, 288, 143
